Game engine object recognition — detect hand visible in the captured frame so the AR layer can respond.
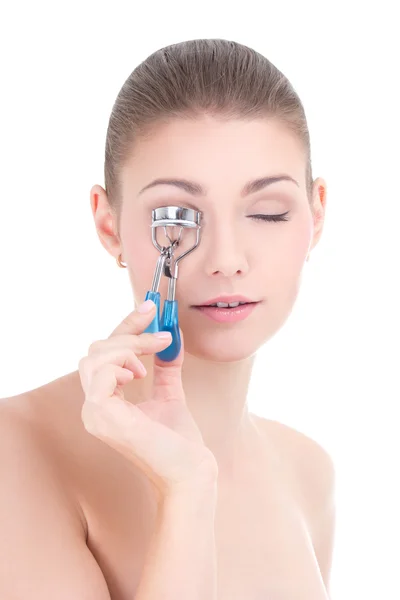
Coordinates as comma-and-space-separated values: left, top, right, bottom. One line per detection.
78, 300, 218, 499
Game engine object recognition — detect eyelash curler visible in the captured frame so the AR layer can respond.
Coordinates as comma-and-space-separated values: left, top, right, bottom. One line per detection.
143, 206, 202, 361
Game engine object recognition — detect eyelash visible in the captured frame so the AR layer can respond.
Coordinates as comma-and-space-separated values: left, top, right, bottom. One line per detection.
151, 207, 290, 224
249, 211, 290, 223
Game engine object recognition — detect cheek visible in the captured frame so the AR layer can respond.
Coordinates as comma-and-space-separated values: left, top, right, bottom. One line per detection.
291, 215, 313, 262
284, 226, 311, 266
262, 218, 312, 282
121, 220, 159, 297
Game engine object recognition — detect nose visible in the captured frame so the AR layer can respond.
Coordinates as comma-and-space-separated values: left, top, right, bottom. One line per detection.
200, 219, 249, 278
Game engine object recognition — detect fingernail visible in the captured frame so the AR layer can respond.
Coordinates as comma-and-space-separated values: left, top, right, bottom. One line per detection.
154, 331, 172, 338
138, 300, 154, 313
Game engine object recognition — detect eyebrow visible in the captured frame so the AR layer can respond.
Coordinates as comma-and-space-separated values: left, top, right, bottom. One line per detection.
138, 174, 299, 198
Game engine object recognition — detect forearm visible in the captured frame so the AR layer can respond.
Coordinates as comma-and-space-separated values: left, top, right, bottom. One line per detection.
135, 483, 218, 600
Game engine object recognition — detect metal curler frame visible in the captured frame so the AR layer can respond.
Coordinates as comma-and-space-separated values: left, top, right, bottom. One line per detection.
148, 206, 202, 301
143, 205, 202, 361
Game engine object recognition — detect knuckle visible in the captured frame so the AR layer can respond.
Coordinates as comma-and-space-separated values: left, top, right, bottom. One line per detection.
110, 334, 140, 355
122, 350, 140, 371
127, 348, 138, 362
84, 354, 97, 373
88, 339, 103, 354
117, 336, 144, 358
78, 355, 94, 382
112, 344, 136, 363
122, 335, 140, 354
93, 362, 113, 378
85, 363, 111, 396
94, 357, 115, 382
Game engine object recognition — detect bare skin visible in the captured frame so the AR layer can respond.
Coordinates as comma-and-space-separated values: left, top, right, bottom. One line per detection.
1, 369, 335, 599
0, 116, 335, 598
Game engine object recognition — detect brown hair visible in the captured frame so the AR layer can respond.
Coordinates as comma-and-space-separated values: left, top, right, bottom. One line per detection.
104, 38, 314, 229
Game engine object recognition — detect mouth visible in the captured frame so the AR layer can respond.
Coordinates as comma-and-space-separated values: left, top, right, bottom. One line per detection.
192, 295, 258, 309
191, 297, 261, 323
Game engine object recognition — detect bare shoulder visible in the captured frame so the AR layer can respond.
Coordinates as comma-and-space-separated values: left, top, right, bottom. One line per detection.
0, 381, 113, 599
0, 370, 85, 429
0, 371, 89, 530
253, 415, 336, 589
253, 415, 336, 516
0, 387, 86, 539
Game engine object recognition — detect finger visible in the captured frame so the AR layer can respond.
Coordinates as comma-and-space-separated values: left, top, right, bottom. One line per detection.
81, 333, 171, 392
90, 332, 173, 358
82, 372, 184, 469
151, 327, 186, 404
108, 301, 158, 338
82, 348, 148, 391
86, 363, 135, 402
82, 387, 201, 490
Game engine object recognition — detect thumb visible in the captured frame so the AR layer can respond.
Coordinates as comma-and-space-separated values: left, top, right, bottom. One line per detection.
151, 328, 185, 403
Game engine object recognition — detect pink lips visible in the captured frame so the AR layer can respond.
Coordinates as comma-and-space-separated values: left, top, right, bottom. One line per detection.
196, 295, 254, 306
193, 302, 259, 323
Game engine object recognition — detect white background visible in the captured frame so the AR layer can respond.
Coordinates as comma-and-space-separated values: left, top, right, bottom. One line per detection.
0, 1, 399, 598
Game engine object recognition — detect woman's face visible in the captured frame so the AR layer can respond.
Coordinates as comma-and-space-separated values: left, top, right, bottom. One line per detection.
107, 116, 324, 361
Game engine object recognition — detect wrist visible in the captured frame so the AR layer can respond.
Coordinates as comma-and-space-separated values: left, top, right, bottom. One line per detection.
161, 482, 218, 522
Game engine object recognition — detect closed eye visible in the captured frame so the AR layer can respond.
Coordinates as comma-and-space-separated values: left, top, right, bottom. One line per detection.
249, 211, 290, 222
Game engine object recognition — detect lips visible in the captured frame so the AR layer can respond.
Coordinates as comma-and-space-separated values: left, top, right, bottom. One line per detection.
194, 295, 255, 307
193, 302, 259, 323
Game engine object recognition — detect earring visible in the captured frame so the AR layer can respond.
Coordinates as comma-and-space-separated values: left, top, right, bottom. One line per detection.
116, 253, 127, 268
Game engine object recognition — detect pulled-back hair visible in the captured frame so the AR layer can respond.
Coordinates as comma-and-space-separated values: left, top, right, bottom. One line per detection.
104, 38, 314, 224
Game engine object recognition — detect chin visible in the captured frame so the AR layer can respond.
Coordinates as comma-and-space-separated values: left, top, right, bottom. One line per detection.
183, 331, 265, 363
180, 298, 295, 362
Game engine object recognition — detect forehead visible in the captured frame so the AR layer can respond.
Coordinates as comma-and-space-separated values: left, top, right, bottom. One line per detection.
121, 116, 306, 194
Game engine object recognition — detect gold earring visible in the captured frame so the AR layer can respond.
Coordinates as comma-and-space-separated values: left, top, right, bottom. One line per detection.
116, 253, 127, 268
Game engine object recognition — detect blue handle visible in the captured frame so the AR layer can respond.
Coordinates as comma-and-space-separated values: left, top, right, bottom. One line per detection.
143, 291, 161, 333
156, 300, 181, 362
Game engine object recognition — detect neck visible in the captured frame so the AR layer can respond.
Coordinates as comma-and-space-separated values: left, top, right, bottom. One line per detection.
124, 352, 259, 472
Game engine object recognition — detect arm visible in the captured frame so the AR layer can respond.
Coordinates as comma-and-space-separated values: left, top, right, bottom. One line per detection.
135, 481, 218, 600
0, 406, 111, 600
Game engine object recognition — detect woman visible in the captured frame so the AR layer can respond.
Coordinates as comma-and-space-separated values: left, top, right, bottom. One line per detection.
0, 39, 335, 599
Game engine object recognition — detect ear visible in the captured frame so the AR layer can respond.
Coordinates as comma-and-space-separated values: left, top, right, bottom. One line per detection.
90, 184, 122, 261
308, 177, 328, 256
